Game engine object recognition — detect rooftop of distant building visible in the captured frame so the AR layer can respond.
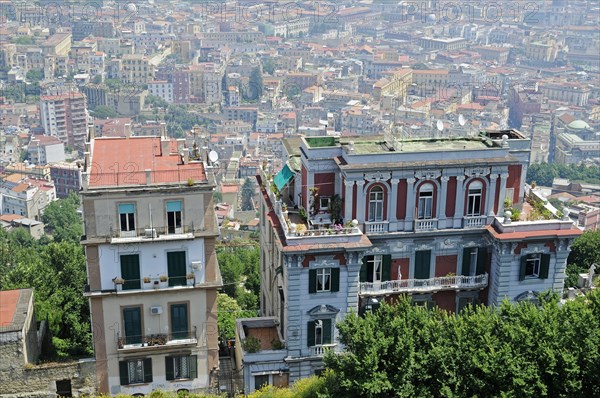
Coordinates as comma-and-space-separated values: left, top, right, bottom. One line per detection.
87, 136, 207, 189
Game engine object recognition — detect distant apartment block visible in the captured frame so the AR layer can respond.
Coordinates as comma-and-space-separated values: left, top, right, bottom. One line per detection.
27, 135, 65, 165
39, 93, 89, 153
50, 162, 82, 199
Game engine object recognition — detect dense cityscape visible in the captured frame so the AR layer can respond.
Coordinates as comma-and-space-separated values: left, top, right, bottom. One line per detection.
0, 0, 599, 397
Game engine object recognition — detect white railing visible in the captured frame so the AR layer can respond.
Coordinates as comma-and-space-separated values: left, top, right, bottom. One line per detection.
415, 219, 438, 231
463, 216, 487, 228
359, 273, 488, 295
364, 221, 389, 233
309, 343, 337, 357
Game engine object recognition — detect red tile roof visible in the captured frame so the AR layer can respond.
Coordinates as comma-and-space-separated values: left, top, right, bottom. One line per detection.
89, 137, 206, 187
0, 289, 21, 327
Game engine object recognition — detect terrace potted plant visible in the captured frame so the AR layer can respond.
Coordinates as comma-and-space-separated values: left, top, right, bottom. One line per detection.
159, 275, 168, 288
296, 224, 307, 236
113, 277, 124, 291
143, 277, 151, 284
187, 272, 195, 286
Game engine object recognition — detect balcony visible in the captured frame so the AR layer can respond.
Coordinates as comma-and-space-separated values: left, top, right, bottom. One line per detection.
359, 273, 489, 296
463, 215, 488, 228
117, 327, 199, 352
309, 344, 337, 357
364, 221, 389, 234
415, 218, 438, 231
110, 225, 197, 243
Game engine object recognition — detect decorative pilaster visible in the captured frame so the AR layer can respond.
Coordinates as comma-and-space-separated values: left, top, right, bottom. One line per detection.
439, 176, 449, 228
390, 178, 399, 225
487, 173, 499, 219
344, 180, 354, 222
453, 175, 466, 228
498, 173, 509, 215
404, 178, 416, 231
355, 180, 365, 223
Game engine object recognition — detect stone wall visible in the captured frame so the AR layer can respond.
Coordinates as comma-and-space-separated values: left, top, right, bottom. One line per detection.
0, 338, 96, 398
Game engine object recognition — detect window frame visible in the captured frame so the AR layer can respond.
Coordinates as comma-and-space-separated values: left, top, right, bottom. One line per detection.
127, 359, 145, 384
368, 186, 385, 222
316, 268, 331, 292
319, 196, 330, 211
417, 184, 434, 220
525, 253, 541, 278
368, 255, 383, 283
466, 182, 483, 216
166, 200, 183, 234
118, 203, 136, 233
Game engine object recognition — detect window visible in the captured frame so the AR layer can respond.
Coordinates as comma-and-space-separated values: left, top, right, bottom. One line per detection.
308, 268, 339, 293
255, 375, 270, 390
466, 181, 483, 216
120, 254, 141, 290
119, 203, 136, 233
360, 255, 391, 283
461, 248, 486, 276
414, 250, 431, 280
319, 196, 330, 210
368, 186, 384, 221
166, 200, 182, 233
122, 306, 142, 345
167, 251, 187, 287
165, 355, 197, 380
119, 358, 152, 385
417, 184, 434, 219
317, 268, 331, 291
519, 253, 550, 281
170, 303, 189, 340
307, 319, 332, 347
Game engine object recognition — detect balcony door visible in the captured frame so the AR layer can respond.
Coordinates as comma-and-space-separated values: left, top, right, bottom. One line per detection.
170, 303, 188, 340
123, 307, 142, 345
414, 251, 431, 280
360, 255, 391, 285
167, 251, 187, 287
417, 184, 434, 220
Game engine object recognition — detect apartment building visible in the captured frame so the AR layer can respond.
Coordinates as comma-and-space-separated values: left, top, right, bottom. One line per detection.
0, 177, 55, 220
82, 135, 221, 395
148, 81, 174, 104
246, 131, 581, 392
50, 162, 82, 199
27, 135, 65, 165
120, 54, 155, 85
39, 93, 88, 153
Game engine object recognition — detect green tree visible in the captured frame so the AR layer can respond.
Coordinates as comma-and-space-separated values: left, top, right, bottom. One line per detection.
241, 178, 255, 211
92, 75, 102, 84
42, 193, 82, 243
145, 94, 169, 109
216, 243, 260, 310
566, 230, 600, 287
213, 191, 223, 203
324, 293, 600, 398
91, 105, 118, 119
262, 58, 276, 75
217, 293, 256, 341
12, 36, 35, 45
26, 69, 44, 82
245, 67, 263, 102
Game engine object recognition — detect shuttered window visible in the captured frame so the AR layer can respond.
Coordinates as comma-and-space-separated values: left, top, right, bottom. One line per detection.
414, 251, 431, 279
165, 355, 197, 380
120, 254, 141, 290
309, 268, 340, 293
119, 358, 152, 385
167, 251, 187, 287
519, 253, 550, 280
307, 319, 333, 347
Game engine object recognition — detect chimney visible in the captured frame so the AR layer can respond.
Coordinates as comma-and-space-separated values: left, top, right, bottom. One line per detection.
145, 169, 151, 185
182, 148, 189, 164
161, 138, 170, 156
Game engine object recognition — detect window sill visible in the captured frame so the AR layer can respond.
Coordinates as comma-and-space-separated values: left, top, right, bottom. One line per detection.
123, 382, 150, 387
169, 378, 194, 382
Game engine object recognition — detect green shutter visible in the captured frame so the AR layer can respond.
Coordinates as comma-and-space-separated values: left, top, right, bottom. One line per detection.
519, 256, 527, 281
143, 358, 152, 383
331, 268, 340, 292
415, 251, 431, 279
323, 319, 332, 344
539, 254, 550, 279
167, 251, 187, 287
307, 321, 315, 347
360, 256, 367, 282
476, 248, 487, 275
165, 357, 174, 380
123, 307, 142, 345
119, 361, 129, 385
120, 254, 141, 290
189, 355, 198, 379
170, 303, 188, 339
308, 269, 316, 294
382, 255, 392, 281
461, 248, 471, 276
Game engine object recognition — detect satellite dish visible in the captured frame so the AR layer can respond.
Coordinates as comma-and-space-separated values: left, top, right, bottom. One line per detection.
458, 114, 466, 126
208, 150, 219, 163
436, 120, 444, 132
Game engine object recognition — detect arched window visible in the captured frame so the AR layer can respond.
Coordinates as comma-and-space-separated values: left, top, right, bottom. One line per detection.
467, 180, 483, 216
417, 183, 434, 220
368, 186, 384, 221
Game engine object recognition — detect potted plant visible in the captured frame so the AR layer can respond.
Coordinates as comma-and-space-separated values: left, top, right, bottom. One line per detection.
187, 272, 195, 286
242, 336, 261, 353
296, 224, 307, 236
113, 277, 124, 291
159, 275, 168, 288
143, 277, 151, 284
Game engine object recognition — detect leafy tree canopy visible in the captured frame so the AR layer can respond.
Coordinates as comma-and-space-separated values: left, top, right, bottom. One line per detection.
323, 293, 600, 398
566, 230, 600, 287
527, 162, 600, 187
91, 105, 119, 119
41, 193, 82, 244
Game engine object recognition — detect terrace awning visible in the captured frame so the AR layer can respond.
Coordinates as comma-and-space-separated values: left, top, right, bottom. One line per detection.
274, 164, 294, 191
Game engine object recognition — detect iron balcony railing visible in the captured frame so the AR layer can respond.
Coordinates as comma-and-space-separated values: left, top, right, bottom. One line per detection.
360, 273, 489, 296
117, 326, 197, 350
